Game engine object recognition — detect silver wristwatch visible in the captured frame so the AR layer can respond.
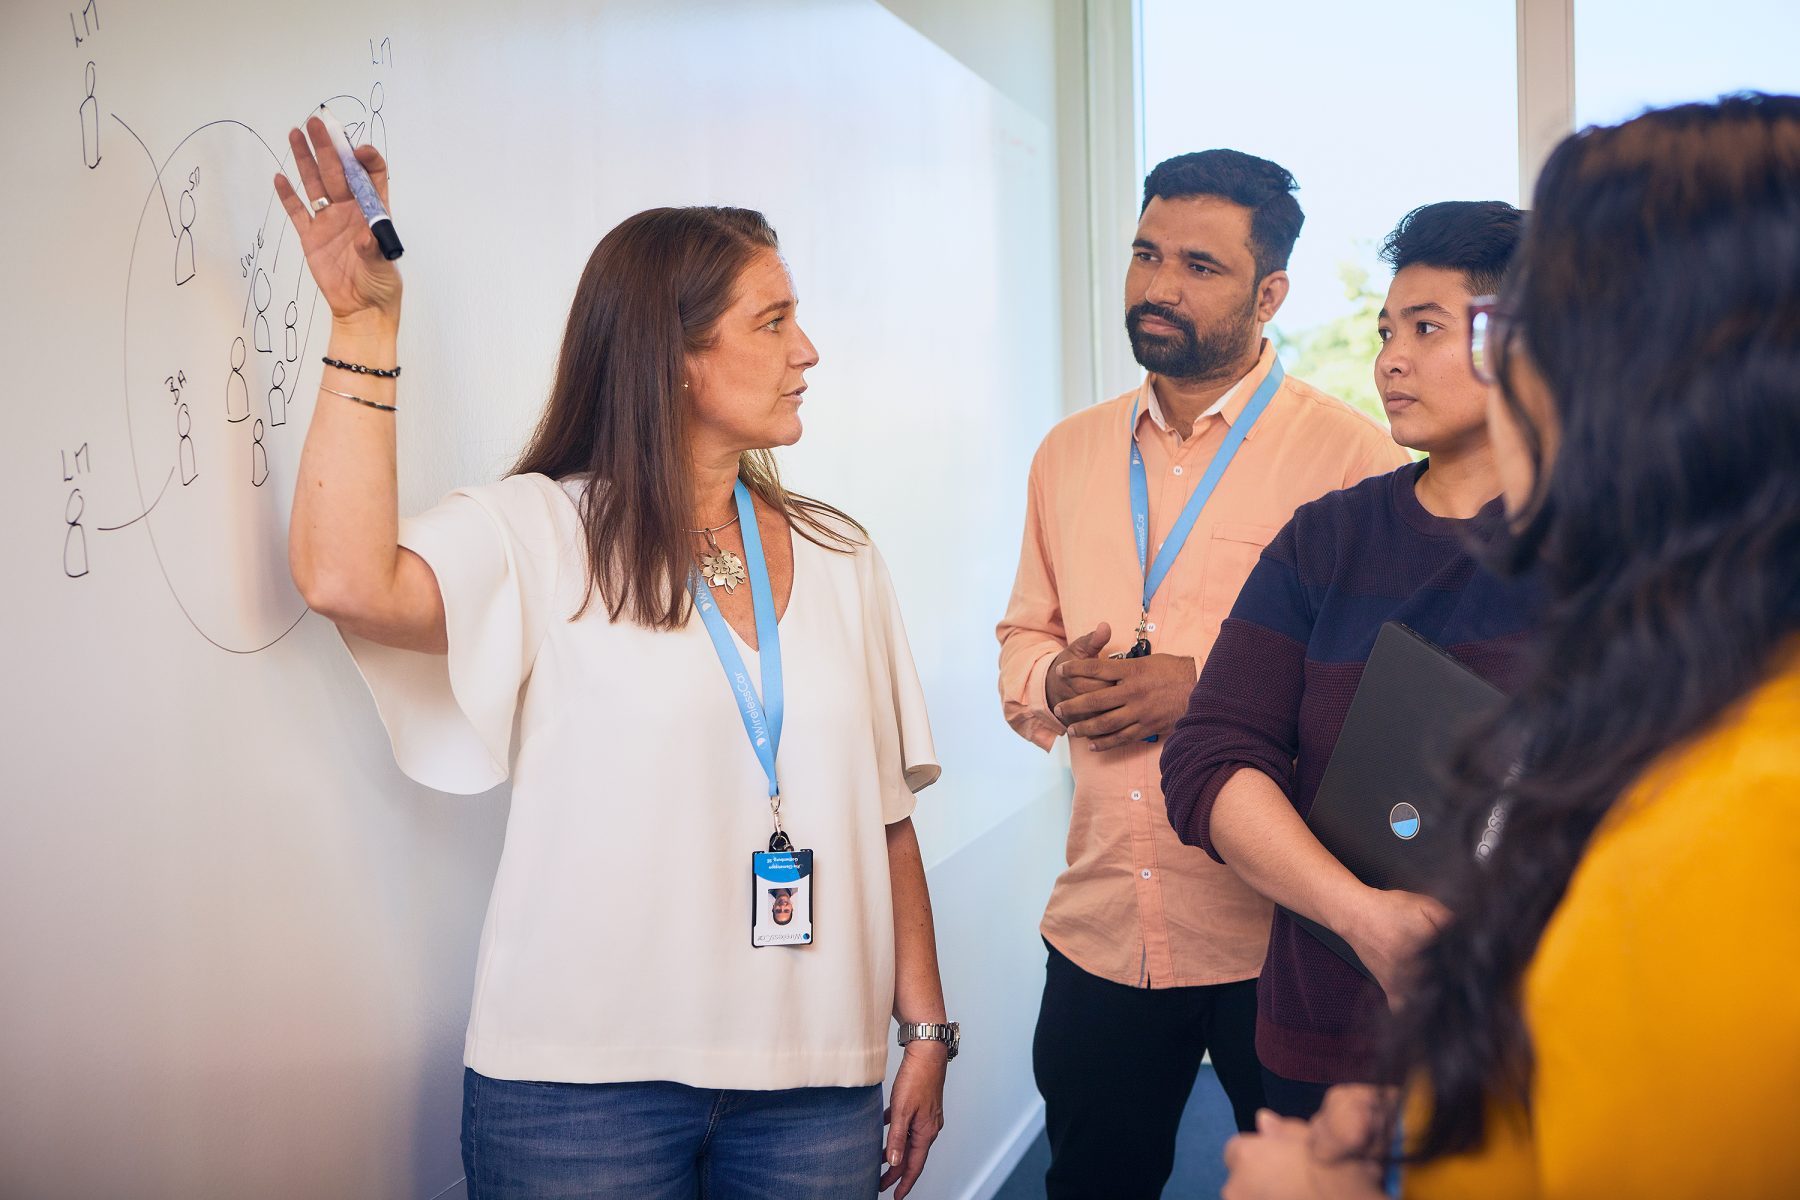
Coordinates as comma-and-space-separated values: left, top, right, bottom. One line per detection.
896, 1021, 960, 1062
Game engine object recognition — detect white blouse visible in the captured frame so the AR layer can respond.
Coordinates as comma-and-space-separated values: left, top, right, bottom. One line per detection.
344, 473, 939, 1089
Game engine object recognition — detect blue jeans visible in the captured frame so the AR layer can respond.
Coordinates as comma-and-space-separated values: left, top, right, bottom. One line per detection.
461, 1069, 883, 1199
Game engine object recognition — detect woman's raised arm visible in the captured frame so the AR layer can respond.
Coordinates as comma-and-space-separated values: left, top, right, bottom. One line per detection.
275, 116, 446, 653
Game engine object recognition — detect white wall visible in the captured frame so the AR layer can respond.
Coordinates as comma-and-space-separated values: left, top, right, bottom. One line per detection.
0, 1, 1070, 1195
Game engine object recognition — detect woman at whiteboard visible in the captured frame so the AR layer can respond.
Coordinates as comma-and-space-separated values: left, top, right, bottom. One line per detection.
275, 118, 953, 1200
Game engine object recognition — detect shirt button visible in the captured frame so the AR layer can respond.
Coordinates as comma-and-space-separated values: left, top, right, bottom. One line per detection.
1140, 869, 1153, 880
1172, 465, 1184, 476
1130, 789, 1142, 801
1145, 622, 1157, 632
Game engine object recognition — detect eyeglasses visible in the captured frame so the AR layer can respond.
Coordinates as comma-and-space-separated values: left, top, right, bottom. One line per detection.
1468, 295, 1508, 385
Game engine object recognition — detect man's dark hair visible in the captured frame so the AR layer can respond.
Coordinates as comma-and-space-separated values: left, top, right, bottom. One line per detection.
1379, 201, 1523, 297
1140, 150, 1304, 279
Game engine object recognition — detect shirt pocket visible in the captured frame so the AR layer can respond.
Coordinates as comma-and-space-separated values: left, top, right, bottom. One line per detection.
1201, 523, 1283, 628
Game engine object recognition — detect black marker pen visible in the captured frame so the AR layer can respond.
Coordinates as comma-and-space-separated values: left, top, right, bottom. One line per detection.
312, 103, 403, 260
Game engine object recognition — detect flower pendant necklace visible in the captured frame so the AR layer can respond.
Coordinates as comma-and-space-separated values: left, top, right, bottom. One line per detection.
692, 512, 747, 593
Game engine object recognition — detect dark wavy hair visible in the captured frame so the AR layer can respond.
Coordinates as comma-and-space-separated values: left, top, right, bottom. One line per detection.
1388, 93, 1800, 1162
512, 207, 860, 629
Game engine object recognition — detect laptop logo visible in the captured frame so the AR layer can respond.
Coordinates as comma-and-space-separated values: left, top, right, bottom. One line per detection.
1388, 803, 1421, 840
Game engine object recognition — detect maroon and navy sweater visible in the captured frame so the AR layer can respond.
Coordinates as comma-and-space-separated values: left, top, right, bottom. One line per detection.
1160, 460, 1536, 1083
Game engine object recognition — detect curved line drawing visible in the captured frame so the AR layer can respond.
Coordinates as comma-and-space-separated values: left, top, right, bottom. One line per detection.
96, 467, 176, 531
121, 119, 312, 654
111, 114, 175, 237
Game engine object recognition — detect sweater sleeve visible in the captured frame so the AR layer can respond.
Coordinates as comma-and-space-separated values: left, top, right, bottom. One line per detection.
1160, 517, 1314, 862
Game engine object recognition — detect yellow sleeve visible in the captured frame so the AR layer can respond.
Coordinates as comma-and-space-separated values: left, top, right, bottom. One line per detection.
1525, 743, 1800, 1199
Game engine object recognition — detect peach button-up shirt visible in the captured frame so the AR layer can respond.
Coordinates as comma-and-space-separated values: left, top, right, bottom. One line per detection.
997, 342, 1408, 988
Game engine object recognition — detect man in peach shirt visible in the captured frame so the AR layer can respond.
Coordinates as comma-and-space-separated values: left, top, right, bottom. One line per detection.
996, 150, 1406, 1199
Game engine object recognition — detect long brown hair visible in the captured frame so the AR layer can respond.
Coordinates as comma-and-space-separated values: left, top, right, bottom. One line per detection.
512, 206, 863, 628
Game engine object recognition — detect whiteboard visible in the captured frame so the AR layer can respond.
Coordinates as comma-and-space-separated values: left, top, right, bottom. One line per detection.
0, 1, 1061, 1195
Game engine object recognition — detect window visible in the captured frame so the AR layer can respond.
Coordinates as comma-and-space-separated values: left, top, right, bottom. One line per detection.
1575, 0, 1800, 128
1139, 1, 1518, 422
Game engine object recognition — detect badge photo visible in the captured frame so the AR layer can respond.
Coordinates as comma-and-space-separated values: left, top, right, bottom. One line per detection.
751, 849, 814, 948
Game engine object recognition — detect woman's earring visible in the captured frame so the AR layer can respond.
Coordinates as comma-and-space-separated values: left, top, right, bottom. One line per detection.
682, 380, 689, 390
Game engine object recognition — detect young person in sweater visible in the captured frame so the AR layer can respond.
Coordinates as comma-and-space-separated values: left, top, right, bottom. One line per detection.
1158, 201, 1532, 1119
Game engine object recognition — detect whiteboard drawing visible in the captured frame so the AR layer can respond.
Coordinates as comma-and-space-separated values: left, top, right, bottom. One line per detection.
64, 489, 90, 578
79, 61, 101, 168
174, 174, 197, 285
250, 418, 268, 487
226, 336, 250, 423
367, 80, 388, 160
176, 402, 197, 485
267, 359, 287, 427
251, 268, 272, 352
118, 118, 337, 651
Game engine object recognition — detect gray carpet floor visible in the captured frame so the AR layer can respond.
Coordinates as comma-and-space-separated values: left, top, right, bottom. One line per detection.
990, 1064, 1235, 1198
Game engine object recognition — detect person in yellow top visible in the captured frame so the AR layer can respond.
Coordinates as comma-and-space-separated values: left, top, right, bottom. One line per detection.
1220, 92, 1800, 1199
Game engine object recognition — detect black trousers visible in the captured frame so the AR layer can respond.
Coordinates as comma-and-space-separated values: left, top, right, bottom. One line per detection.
1032, 941, 1265, 1200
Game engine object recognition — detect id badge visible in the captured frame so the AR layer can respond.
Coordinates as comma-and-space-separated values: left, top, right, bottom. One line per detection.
751, 848, 814, 948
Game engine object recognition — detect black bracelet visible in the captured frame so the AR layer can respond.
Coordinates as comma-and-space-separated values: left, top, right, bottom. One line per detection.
322, 355, 402, 378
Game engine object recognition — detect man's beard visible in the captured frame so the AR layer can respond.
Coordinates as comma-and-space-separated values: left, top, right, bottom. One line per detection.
1125, 291, 1258, 381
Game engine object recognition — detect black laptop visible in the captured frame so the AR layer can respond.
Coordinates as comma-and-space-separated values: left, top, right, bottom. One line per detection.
1285, 622, 1504, 981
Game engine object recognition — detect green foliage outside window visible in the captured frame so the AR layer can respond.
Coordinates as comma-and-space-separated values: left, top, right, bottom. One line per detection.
1273, 262, 1401, 438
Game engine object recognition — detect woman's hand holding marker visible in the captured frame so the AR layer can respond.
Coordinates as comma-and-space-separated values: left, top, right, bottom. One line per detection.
272, 114, 401, 331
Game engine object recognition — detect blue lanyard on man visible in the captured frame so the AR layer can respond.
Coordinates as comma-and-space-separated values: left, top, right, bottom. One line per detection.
1126, 357, 1286, 658
690, 480, 791, 850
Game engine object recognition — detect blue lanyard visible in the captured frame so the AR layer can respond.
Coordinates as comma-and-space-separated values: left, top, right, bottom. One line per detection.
1129, 359, 1284, 615
690, 480, 785, 805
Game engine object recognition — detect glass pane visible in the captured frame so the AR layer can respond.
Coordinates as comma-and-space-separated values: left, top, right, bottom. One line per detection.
1139, 1, 1518, 424
1575, 0, 1800, 128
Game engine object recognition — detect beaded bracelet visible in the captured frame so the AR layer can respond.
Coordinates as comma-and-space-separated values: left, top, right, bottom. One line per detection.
321, 385, 397, 413
322, 355, 402, 378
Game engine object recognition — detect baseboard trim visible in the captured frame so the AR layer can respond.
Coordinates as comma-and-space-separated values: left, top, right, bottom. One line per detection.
964, 1097, 1045, 1200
